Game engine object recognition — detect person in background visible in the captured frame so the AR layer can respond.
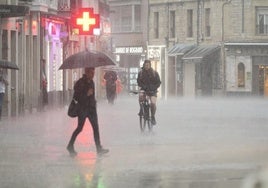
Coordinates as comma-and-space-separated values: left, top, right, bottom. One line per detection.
137, 60, 161, 125
41, 59, 48, 106
116, 75, 123, 95
104, 70, 117, 104
0, 69, 8, 120
67, 67, 109, 157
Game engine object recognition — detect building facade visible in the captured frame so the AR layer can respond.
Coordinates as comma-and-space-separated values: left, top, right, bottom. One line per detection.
224, 0, 268, 96
108, 0, 149, 93
0, 0, 111, 118
0, 0, 71, 116
0, 2, 29, 116
149, 0, 268, 97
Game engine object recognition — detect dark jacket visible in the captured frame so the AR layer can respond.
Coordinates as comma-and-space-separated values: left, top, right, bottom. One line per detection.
104, 71, 117, 91
137, 68, 161, 96
104, 71, 117, 84
73, 74, 96, 112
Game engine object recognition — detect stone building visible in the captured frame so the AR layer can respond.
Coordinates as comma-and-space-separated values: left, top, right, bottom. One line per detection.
224, 0, 268, 96
148, 0, 268, 97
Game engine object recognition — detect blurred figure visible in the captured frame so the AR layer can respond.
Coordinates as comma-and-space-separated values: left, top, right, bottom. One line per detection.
0, 69, 8, 120
242, 168, 268, 188
42, 78, 48, 106
104, 70, 117, 104
41, 59, 48, 106
116, 75, 123, 95
67, 67, 109, 157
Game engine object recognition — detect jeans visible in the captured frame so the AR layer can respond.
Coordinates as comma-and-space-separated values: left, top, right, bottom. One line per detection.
68, 108, 102, 150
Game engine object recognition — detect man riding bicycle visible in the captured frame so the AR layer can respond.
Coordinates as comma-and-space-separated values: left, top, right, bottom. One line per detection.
137, 60, 161, 125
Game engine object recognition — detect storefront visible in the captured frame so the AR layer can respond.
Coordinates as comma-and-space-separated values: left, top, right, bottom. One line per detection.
147, 45, 165, 98
114, 46, 145, 92
168, 44, 195, 96
225, 43, 268, 97
182, 45, 221, 97
0, 5, 29, 116
41, 14, 66, 105
168, 44, 221, 97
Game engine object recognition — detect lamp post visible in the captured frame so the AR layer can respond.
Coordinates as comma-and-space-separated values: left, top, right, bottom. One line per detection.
221, 0, 231, 95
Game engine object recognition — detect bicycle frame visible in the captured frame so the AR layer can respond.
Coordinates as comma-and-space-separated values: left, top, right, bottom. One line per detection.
139, 91, 152, 132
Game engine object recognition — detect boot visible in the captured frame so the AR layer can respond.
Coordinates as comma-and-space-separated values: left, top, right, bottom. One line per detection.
67, 144, 77, 157
138, 104, 143, 116
151, 116, 156, 125
97, 146, 109, 155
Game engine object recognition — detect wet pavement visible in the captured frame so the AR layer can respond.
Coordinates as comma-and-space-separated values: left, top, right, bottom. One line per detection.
0, 95, 268, 188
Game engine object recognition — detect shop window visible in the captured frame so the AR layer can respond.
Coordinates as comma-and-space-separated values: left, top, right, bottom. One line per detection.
238, 63, 245, 87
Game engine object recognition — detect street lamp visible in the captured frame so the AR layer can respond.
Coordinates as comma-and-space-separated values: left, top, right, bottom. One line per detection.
221, 0, 231, 95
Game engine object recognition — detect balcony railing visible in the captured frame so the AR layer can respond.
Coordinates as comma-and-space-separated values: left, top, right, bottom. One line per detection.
256, 24, 268, 35
58, 0, 70, 11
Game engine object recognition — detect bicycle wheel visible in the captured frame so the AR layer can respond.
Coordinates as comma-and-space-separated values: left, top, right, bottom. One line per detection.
144, 103, 152, 131
139, 106, 146, 132
146, 106, 152, 131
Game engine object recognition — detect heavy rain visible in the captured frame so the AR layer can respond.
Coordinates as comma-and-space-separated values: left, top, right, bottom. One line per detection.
0, 96, 268, 188
1, 0, 268, 188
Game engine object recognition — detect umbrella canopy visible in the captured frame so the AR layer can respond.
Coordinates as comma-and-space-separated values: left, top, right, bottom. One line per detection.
59, 50, 116, 70
102, 65, 126, 73
0, 60, 19, 70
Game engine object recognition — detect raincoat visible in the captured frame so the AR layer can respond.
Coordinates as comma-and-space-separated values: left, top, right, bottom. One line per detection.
137, 68, 161, 96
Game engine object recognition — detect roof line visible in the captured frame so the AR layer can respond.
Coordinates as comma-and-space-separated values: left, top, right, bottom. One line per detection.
183, 57, 202, 60
225, 42, 268, 45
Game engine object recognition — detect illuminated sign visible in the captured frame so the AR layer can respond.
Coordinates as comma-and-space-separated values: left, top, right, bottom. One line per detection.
72, 8, 100, 35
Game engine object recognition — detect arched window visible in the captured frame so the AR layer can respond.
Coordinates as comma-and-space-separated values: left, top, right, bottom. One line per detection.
238, 63, 245, 87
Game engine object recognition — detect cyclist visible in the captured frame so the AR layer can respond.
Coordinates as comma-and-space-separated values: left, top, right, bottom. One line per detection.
137, 60, 161, 125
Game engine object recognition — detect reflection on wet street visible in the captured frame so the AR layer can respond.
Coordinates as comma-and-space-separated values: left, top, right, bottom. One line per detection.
72, 152, 101, 188
0, 96, 268, 188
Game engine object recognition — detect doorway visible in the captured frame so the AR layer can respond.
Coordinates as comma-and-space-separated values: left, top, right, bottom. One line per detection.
258, 65, 268, 96
183, 63, 195, 97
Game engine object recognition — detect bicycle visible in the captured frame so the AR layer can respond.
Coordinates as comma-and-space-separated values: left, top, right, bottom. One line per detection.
131, 90, 153, 132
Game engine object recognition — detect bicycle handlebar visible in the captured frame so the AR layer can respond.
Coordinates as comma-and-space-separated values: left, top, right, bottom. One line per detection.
129, 90, 156, 95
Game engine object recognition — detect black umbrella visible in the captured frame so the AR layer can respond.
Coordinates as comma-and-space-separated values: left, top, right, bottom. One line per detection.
0, 60, 19, 70
102, 65, 126, 73
59, 49, 116, 70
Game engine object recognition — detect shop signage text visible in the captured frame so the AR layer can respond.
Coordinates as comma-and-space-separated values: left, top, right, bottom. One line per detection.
115, 47, 143, 54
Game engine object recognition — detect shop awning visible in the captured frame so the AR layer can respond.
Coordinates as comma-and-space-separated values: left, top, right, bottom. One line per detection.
182, 45, 220, 60
168, 44, 195, 56
0, 5, 29, 18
